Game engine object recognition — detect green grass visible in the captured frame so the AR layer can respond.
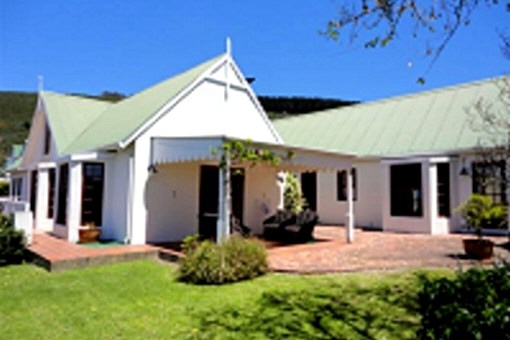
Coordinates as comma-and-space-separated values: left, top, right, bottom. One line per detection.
0, 260, 451, 339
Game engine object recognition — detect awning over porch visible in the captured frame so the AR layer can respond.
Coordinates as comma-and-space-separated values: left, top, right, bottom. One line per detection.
151, 136, 356, 172
151, 136, 357, 244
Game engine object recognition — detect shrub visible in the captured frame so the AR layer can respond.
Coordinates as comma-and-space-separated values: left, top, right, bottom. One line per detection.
457, 194, 507, 236
0, 181, 9, 197
0, 214, 26, 266
179, 235, 268, 284
418, 262, 510, 339
283, 172, 307, 213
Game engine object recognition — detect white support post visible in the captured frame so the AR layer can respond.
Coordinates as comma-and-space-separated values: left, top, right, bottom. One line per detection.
216, 153, 231, 243
346, 167, 355, 243
67, 162, 82, 243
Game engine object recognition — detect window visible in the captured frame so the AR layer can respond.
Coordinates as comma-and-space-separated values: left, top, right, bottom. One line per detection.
390, 163, 423, 217
56, 164, 69, 225
11, 178, 22, 200
30, 171, 38, 214
81, 163, 104, 226
437, 163, 450, 217
44, 123, 51, 155
337, 168, 357, 201
472, 161, 507, 205
47, 168, 56, 219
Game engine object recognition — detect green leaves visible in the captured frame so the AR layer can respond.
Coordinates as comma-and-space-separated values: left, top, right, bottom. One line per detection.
215, 139, 283, 169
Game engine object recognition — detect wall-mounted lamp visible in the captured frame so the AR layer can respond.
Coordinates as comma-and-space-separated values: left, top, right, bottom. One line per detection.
459, 158, 470, 176
148, 164, 158, 174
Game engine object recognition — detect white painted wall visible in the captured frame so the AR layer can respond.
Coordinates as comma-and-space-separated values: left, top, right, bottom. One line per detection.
146, 80, 279, 144
145, 162, 199, 243
143, 162, 281, 242
244, 166, 281, 235
317, 161, 383, 229
102, 148, 132, 242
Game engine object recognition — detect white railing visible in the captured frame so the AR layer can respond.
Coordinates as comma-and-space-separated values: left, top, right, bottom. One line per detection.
0, 198, 30, 215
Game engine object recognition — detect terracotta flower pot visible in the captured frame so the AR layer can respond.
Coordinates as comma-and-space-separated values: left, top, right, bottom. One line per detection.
79, 228, 101, 243
462, 238, 494, 260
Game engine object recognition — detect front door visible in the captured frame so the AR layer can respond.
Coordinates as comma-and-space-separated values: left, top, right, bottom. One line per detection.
301, 172, 317, 211
198, 166, 244, 240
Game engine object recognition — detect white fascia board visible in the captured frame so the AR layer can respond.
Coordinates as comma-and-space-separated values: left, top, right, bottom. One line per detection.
37, 162, 57, 169
227, 56, 283, 144
119, 55, 228, 150
20, 95, 44, 169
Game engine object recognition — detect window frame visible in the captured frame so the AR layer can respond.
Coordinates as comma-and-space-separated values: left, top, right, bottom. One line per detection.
472, 161, 507, 205
80, 162, 105, 227
47, 168, 56, 219
56, 163, 69, 225
436, 163, 451, 217
390, 163, 423, 217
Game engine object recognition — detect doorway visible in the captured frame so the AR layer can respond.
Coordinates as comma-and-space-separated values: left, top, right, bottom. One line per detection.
198, 165, 244, 240
301, 172, 317, 211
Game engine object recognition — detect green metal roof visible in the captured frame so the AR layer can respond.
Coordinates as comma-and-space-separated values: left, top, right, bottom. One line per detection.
63, 54, 223, 154
42, 91, 112, 154
5, 144, 25, 171
273, 76, 508, 158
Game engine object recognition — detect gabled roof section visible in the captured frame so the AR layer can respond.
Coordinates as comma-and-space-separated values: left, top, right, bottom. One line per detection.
42, 91, 112, 154
273, 76, 508, 158
64, 54, 224, 154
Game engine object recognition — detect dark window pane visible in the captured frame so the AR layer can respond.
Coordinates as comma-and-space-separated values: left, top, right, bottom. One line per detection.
81, 163, 104, 227
47, 169, 56, 219
56, 164, 69, 225
390, 163, 423, 217
337, 169, 357, 201
30, 171, 37, 214
437, 163, 450, 217
44, 124, 51, 155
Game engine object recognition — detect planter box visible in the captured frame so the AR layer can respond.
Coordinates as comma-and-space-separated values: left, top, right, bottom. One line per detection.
79, 228, 101, 243
463, 239, 494, 260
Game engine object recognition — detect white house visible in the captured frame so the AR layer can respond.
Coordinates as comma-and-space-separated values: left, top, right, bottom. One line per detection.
274, 76, 510, 235
4, 48, 356, 244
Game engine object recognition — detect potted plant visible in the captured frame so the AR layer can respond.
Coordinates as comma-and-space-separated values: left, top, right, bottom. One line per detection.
79, 222, 101, 243
457, 194, 506, 259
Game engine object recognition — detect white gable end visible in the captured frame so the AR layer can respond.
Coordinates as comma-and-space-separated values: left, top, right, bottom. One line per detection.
21, 96, 58, 169
141, 56, 282, 144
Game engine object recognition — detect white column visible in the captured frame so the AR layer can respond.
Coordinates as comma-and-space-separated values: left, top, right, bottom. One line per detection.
130, 139, 150, 245
35, 168, 50, 231
67, 161, 82, 243
216, 153, 231, 243
346, 167, 354, 243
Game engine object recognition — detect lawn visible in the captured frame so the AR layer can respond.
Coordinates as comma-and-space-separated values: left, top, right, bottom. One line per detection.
0, 260, 450, 339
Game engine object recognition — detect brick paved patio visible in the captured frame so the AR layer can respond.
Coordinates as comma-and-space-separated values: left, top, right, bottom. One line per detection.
27, 227, 510, 273
27, 232, 161, 272
267, 226, 510, 273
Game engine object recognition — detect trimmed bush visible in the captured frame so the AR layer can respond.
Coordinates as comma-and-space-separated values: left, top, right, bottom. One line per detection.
0, 214, 26, 266
179, 235, 268, 284
418, 262, 510, 339
0, 181, 9, 197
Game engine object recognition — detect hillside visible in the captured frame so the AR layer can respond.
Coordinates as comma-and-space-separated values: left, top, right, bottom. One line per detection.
0, 91, 355, 173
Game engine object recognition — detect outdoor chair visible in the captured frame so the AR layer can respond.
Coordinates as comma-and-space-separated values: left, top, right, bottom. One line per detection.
263, 210, 318, 243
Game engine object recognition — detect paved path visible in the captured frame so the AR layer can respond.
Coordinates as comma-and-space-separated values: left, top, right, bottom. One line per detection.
267, 226, 510, 273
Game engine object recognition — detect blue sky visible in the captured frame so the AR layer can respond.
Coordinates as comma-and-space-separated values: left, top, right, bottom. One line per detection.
0, 1, 508, 102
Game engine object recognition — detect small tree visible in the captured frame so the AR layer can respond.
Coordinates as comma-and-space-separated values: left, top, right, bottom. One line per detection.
283, 172, 307, 213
